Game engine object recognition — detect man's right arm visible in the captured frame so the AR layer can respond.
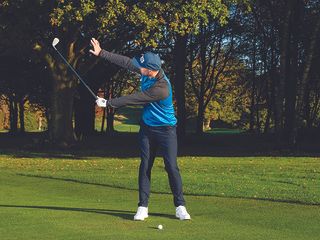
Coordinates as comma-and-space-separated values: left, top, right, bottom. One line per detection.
107, 70, 169, 108
99, 50, 140, 74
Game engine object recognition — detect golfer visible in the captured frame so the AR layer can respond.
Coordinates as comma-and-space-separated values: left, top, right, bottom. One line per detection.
90, 38, 191, 221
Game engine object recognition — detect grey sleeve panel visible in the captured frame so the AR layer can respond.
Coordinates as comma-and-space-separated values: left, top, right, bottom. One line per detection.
99, 49, 140, 74
108, 71, 169, 108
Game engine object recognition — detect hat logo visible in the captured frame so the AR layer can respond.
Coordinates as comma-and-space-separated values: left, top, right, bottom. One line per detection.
140, 55, 145, 63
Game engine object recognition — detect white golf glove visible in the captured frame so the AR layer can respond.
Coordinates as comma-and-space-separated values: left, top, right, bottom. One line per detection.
96, 97, 108, 108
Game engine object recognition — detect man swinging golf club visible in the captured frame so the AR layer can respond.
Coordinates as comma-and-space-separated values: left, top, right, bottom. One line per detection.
90, 38, 191, 221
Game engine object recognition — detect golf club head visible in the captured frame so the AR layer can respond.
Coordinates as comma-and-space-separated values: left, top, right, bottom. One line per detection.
52, 38, 60, 49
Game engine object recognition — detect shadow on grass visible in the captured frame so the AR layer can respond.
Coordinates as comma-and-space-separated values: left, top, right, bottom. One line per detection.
17, 173, 320, 206
16, 173, 138, 192
0, 204, 133, 220
0, 204, 176, 220
0, 132, 319, 159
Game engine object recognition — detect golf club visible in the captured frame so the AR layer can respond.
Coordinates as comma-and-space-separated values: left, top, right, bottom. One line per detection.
52, 38, 97, 100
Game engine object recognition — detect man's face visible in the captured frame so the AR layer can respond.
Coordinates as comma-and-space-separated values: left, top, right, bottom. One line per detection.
140, 67, 152, 76
140, 67, 159, 78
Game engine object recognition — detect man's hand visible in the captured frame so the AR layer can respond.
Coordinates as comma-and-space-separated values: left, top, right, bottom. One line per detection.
96, 97, 107, 108
90, 38, 102, 56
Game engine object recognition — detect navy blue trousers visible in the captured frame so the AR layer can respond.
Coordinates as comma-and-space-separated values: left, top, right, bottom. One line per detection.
138, 123, 186, 207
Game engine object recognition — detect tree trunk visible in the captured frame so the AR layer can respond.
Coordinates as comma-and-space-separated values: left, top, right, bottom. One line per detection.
106, 108, 115, 132
270, 40, 278, 133
101, 107, 106, 132
74, 66, 110, 137
196, 96, 205, 134
249, 31, 257, 132
256, 97, 261, 133
310, 92, 320, 128
74, 87, 95, 139
264, 77, 272, 134
9, 93, 18, 133
1, 99, 10, 130
277, 0, 292, 138
19, 97, 25, 133
196, 25, 207, 135
294, 13, 320, 133
304, 85, 312, 128
49, 69, 76, 146
284, 0, 301, 146
100, 83, 108, 132
264, 74, 272, 134
173, 34, 188, 138
264, 109, 271, 133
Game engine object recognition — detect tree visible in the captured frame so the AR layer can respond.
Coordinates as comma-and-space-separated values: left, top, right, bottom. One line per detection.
187, 11, 242, 134
164, 0, 235, 137
240, 0, 320, 145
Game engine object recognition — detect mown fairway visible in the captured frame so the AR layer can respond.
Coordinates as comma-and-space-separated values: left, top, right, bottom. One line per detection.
0, 154, 319, 240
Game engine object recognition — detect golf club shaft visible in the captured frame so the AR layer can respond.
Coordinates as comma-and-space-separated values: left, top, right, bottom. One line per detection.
53, 48, 97, 99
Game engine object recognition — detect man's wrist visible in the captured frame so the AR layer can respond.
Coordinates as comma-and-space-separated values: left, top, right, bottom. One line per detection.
98, 49, 103, 57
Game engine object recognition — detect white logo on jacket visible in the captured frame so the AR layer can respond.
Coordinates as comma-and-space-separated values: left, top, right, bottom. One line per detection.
140, 55, 145, 63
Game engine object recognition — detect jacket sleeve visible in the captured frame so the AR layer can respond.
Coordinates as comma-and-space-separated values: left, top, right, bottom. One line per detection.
108, 71, 169, 108
99, 49, 140, 74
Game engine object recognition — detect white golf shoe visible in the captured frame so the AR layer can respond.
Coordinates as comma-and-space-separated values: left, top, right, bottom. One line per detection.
176, 206, 191, 220
134, 206, 148, 221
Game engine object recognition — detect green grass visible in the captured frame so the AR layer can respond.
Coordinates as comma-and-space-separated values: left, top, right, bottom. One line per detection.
0, 155, 319, 239
94, 106, 142, 133
114, 124, 140, 132
205, 128, 245, 134
1, 156, 319, 204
